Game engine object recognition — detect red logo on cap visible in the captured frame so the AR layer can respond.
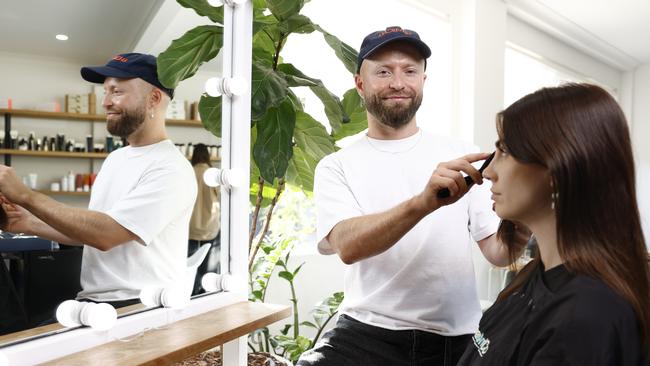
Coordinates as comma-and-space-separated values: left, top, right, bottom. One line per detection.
377, 27, 412, 38
112, 55, 129, 62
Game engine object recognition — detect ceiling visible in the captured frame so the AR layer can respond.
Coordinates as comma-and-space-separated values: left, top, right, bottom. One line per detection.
0, 0, 163, 64
538, 0, 650, 64
1, 0, 649, 71
506, 0, 650, 70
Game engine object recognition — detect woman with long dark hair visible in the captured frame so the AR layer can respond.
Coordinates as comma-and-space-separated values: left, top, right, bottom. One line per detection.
188, 143, 220, 294
458, 83, 649, 365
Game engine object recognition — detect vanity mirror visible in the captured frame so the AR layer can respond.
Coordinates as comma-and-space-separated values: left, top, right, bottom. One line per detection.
0, 0, 228, 348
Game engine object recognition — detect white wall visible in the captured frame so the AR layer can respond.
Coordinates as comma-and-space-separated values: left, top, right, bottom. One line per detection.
0, 51, 217, 207
264, 252, 345, 340
630, 64, 650, 246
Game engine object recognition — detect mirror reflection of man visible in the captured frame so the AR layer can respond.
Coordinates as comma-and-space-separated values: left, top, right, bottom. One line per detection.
0, 53, 197, 309
298, 27, 528, 365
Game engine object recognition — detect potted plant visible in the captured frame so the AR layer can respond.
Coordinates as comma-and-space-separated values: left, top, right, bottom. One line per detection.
158, 0, 365, 363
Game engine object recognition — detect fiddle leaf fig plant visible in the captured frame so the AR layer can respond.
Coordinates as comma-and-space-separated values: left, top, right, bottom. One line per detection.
157, 0, 363, 361
157, 0, 367, 264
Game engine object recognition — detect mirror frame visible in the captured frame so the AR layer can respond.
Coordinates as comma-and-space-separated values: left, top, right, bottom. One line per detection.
0, 1, 253, 364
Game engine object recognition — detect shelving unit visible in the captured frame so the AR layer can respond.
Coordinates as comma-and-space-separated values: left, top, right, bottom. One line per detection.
0, 108, 203, 127
1, 109, 217, 199
36, 190, 91, 196
1, 108, 205, 166
0, 149, 108, 159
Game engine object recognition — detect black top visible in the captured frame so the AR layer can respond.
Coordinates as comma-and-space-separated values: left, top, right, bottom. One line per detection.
457, 261, 645, 366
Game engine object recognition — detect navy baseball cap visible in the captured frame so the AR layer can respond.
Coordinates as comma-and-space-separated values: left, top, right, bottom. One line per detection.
81, 53, 174, 99
357, 26, 432, 73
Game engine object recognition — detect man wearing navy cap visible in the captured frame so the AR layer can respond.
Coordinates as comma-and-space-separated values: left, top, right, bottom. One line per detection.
0, 53, 197, 307
299, 27, 524, 365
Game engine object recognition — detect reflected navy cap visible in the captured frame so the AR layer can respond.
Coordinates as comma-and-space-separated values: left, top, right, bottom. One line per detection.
80, 53, 174, 99
357, 26, 431, 73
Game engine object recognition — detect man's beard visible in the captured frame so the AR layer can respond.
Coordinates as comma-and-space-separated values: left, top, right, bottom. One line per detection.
365, 91, 423, 129
106, 104, 146, 138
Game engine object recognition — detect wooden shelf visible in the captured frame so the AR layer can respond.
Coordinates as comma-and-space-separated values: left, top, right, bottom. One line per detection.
0, 149, 108, 159
37, 190, 91, 196
43, 301, 291, 366
0, 108, 204, 127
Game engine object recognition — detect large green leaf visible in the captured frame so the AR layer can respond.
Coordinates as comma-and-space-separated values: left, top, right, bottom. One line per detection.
286, 111, 335, 191
252, 31, 276, 65
253, 8, 278, 35
333, 88, 368, 140
277, 14, 316, 34
251, 60, 290, 121
198, 94, 222, 138
178, 0, 224, 24
315, 26, 358, 75
253, 99, 296, 183
286, 145, 318, 191
277, 63, 347, 133
250, 126, 280, 207
158, 25, 223, 89
266, 0, 304, 21
293, 110, 335, 161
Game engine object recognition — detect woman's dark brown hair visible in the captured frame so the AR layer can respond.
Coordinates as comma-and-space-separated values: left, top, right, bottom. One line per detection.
190, 143, 211, 166
495, 83, 650, 350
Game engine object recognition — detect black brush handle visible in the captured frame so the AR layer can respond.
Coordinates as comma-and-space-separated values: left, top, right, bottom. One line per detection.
436, 152, 495, 199
437, 176, 474, 198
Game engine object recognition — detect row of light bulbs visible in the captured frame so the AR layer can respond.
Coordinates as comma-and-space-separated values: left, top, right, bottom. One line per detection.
55, 273, 233, 331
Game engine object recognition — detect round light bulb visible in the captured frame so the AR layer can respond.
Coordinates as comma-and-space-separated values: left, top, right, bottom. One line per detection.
160, 286, 189, 309
55, 34, 69, 41
83, 303, 117, 331
205, 77, 223, 97
203, 167, 222, 187
201, 272, 223, 292
56, 300, 83, 328
139, 286, 163, 307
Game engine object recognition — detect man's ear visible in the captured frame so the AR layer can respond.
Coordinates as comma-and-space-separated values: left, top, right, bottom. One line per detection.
149, 87, 163, 108
354, 74, 364, 96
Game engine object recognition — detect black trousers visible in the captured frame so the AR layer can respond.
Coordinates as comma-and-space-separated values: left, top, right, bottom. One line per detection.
297, 314, 472, 366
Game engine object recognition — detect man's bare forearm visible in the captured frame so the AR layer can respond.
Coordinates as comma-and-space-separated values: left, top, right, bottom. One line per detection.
25, 214, 83, 245
328, 194, 432, 264
21, 191, 135, 250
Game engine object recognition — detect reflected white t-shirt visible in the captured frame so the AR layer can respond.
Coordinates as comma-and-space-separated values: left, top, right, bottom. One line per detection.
77, 139, 197, 301
315, 130, 499, 335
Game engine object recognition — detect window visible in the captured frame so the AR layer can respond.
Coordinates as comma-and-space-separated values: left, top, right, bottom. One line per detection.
504, 45, 584, 108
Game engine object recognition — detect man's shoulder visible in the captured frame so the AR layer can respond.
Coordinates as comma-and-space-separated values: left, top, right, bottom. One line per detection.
316, 137, 369, 171
420, 130, 479, 155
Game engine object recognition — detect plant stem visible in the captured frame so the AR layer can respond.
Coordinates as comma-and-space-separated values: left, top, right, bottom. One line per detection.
249, 177, 265, 252
289, 275, 299, 339
248, 341, 256, 353
272, 34, 287, 70
310, 311, 338, 348
248, 178, 285, 270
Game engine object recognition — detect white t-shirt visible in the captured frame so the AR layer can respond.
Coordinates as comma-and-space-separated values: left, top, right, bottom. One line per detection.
77, 139, 197, 301
315, 129, 499, 336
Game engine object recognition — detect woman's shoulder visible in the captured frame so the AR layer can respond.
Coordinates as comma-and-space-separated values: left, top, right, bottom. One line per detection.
560, 274, 638, 332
